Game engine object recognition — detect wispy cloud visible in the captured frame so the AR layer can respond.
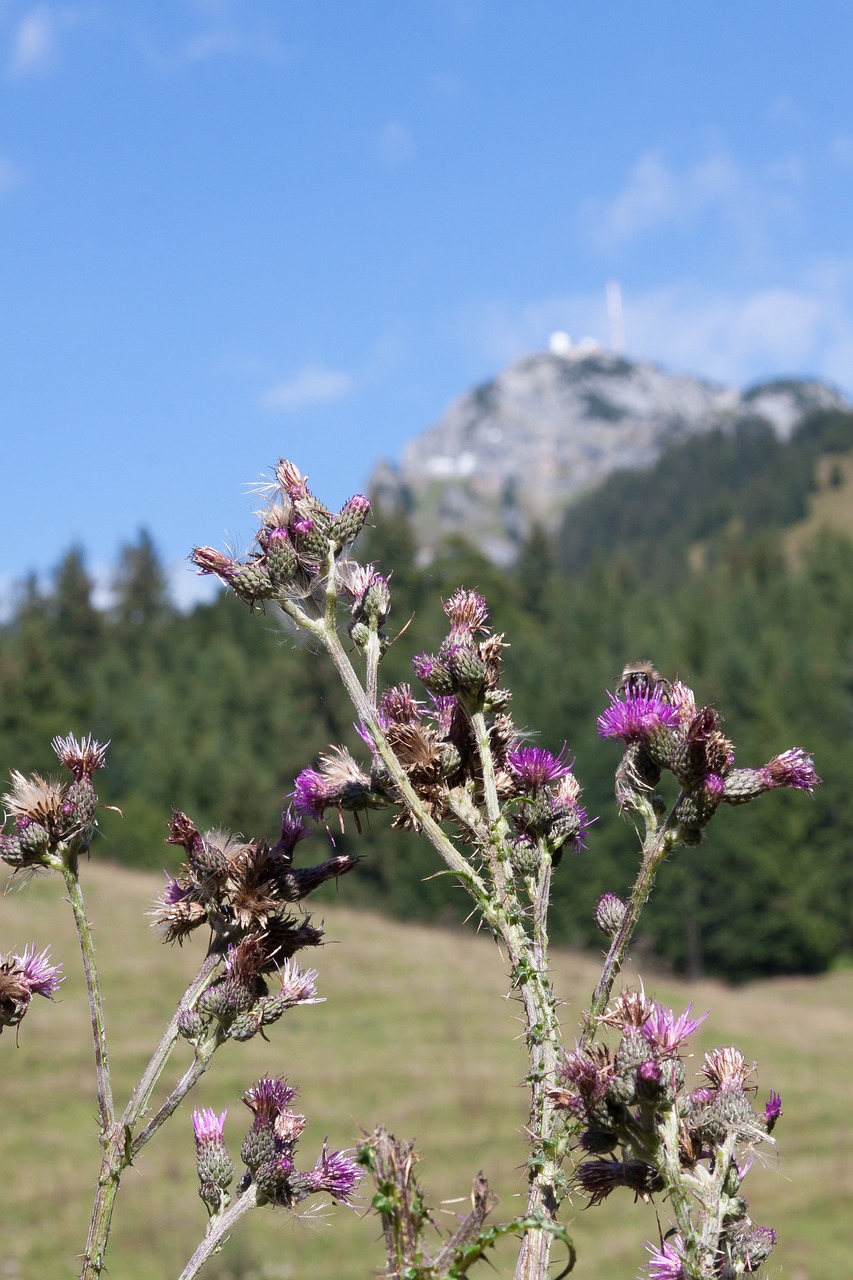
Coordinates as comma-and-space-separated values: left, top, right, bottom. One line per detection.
5, 5, 95, 79
376, 121, 414, 164
456, 262, 853, 393
583, 146, 802, 252
259, 364, 356, 413
0, 155, 23, 195
7, 7, 61, 78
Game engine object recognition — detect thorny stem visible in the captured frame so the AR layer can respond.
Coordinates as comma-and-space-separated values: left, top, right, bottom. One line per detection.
467, 711, 565, 1280
80, 956, 223, 1279
57, 855, 115, 1133
282, 595, 567, 1279
121, 951, 222, 1140
582, 796, 684, 1044
280, 599, 486, 890
178, 1182, 260, 1280
470, 709, 505, 832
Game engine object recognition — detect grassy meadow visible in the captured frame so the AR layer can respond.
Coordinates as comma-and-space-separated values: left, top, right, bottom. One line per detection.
0, 860, 849, 1280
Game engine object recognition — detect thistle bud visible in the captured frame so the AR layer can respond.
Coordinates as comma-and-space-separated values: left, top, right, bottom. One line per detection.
443, 643, 487, 696
412, 653, 455, 696
192, 1108, 233, 1192
509, 836, 542, 877
264, 527, 298, 588
328, 494, 371, 548
594, 893, 626, 938
177, 1006, 206, 1041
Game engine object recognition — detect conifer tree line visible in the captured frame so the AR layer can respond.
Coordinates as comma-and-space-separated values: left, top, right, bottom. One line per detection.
2, 410, 851, 982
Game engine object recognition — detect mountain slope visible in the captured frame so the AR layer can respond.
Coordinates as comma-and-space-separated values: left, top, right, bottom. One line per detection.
370, 351, 849, 564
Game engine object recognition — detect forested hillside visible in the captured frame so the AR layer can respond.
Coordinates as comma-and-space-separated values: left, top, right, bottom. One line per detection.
2, 413, 851, 982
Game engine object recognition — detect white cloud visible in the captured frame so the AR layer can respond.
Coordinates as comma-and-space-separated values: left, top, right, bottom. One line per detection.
583, 146, 801, 251
6, 5, 95, 79
8, 7, 60, 77
377, 121, 414, 164
259, 364, 355, 413
456, 263, 853, 394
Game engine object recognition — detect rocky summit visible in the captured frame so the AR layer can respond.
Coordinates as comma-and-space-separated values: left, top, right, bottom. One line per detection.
369, 350, 848, 565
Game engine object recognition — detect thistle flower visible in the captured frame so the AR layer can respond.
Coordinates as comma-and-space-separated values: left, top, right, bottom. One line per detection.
298, 1143, 363, 1203
443, 587, 490, 636
640, 1235, 685, 1279
763, 1090, 783, 1132
412, 652, 455, 696
759, 748, 819, 793
507, 744, 573, 790
51, 734, 108, 780
151, 808, 353, 953
0, 945, 63, 1034
292, 747, 391, 827
700, 1046, 753, 1091
574, 1157, 663, 1206
597, 692, 679, 743
17, 944, 64, 998
192, 1107, 228, 1145
641, 1001, 709, 1054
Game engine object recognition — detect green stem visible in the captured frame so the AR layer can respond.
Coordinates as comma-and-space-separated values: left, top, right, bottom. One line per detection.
583, 797, 683, 1042
59, 856, 114, 1133
80, 957, 223, 1278
178, 1183, 260, 1280
121, 952, 222, 1139
282, 600, 486, 889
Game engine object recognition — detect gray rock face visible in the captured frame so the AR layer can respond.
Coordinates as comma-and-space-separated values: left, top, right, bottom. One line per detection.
370, 351, 848, 565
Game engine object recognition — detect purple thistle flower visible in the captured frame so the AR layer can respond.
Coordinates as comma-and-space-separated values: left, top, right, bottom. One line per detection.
292, 769, 330, 820
507, 744, 574, 790
641, 1235, 685, 1280
242, 1076, 298, 1120
637, 1059, 663, 1087
764, 1090, 783, 1132
759, 748, 820, 793
443, 588, 490, 634
309, 1143, 363, 1202
597, 692, 680, 743
18, 945, 63, 998
159, 874, 192, 905
641, 1001, 709, 1053
276, 806, 313, 856
192, 1107, 227, 1146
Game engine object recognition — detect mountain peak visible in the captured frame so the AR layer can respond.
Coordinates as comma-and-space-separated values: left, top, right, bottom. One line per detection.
370, 351, 849, 565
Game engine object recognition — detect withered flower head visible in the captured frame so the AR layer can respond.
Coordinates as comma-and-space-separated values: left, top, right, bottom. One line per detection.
51, 734, 108, 781
443, 588, 490, 636
700, 1046, 754, 1092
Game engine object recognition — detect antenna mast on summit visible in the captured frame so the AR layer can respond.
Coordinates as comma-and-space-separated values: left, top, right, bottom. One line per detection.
606, 280, 625, 354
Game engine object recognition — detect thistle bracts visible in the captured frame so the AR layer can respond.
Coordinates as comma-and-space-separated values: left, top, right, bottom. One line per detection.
154, 807, 348, 1043
598, 664, 819, 838
0, 734, 109, 868
556, 987, 780, 1276
191, 460, 371, 613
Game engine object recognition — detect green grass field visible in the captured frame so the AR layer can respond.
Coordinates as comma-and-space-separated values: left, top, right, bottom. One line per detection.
1, 860, 849, 1279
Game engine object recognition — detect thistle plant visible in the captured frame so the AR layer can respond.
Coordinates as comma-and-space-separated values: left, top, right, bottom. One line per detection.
0, 456, 819, 1280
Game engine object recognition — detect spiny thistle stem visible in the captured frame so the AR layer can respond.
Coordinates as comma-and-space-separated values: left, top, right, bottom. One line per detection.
583, 796, 683, 1041
122, 952, 222, 1140
178, 1182, 260, 1280
80, 956, 225, 1279
57, 855, 115, 1133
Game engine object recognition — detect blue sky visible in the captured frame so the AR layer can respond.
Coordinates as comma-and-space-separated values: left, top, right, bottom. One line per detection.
2, 0, 853, 607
